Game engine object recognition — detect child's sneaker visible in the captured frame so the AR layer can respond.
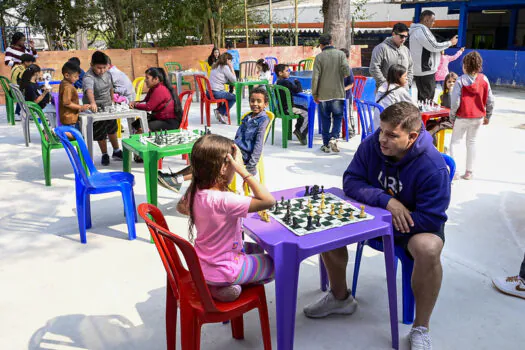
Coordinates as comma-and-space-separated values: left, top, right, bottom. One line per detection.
492, 275, 525, 299
329, 138, 340, 152
409, 326, 432, 350
320, 145, 331, 153
101, 154, 110, 166
214, 109, 227, 124
112, 149, 123, 160
158, 172, 182, 193
209, 285, 242, 302
293, 129, 307, 145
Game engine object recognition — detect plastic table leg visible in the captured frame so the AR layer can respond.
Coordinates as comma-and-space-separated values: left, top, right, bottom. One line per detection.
382, 232, 400, 350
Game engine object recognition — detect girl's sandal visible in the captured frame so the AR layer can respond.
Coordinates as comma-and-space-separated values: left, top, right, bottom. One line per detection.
461, 171, 473, 180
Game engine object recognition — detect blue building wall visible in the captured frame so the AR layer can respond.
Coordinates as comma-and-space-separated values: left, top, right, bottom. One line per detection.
447, 48, 525, 87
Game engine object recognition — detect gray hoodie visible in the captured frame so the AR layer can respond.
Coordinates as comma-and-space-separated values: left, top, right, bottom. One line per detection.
408, 23, 451, 76
370, 37, 413, 89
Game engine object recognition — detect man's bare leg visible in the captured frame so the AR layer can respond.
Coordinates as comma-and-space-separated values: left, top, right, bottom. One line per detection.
321, 247, 349, 300
98, 140, 107, 154
108, 133, 120, 150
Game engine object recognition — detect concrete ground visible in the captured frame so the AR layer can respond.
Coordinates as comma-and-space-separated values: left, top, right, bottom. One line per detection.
1, 87, 524, 350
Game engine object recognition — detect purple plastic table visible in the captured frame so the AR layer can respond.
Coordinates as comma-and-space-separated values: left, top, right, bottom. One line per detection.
243, 187, 399, 350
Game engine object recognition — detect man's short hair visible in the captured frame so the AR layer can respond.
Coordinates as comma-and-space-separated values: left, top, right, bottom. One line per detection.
420, 10, 435, 21
319, 33, 332, 46
392, 23, 409, 34
340, 48, 350, 58
91, 51, 109, 65
20, 54, 35, 63
62, 61, 81, 75
380, 102, 421, 133
274, 64, 288, 75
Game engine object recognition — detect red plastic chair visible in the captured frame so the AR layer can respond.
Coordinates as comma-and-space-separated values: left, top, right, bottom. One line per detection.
195, 75, 231, 127
138, 203, 272, 350
158, 90, 194, 169
342, 75, 367, 137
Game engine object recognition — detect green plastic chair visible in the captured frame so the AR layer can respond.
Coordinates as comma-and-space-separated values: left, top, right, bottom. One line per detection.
0, 76, 16, 125
267, 84, 302, 149
298, 58, 314, 71
26, 101, 86, 186
164, 62, 191, 91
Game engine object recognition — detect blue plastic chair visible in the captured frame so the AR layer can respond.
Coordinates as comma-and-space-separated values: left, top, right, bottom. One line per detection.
349, 153, 456, 325
55, 126, 137, 244
355, 99, 384, 142
265, 56, 278, 72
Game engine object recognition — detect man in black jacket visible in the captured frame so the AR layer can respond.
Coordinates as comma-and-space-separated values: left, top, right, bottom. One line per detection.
275, 64, 309, 145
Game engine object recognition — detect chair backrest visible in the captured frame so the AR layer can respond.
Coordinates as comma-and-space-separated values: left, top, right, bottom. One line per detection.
198, 60, 211, 76
9, 83, 31, 117
0, 76, 14, 100
41, 68, 56, 79
441, 153, 456, 182
355, 99, 384, 141
55, 126, 97, 185
132, 77, 145, 100
241, 110, 275, 144
179, 90, 193, 129
26, 101, 58, 144
298, 58, 314, 71
267, 84, 294, 118
264, 56, 278, 72
239, 61, 258, 80
138, 203, 219, 312
165, 62, 182, 73
194, 75, 216, 100
352, 76, 367, 100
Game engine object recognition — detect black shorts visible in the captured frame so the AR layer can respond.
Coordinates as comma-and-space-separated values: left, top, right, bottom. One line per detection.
394, 224, 445, 260
93, 120, 118, 141
131, 117, 180, 132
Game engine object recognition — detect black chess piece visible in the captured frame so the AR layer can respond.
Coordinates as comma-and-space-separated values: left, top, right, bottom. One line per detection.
273, 204, 280, 214
292, 217, 299, 229
281, 196, 285, 205
306, 216, 314, 230
298, 199, 304, 209
287, 199, 291, 207
304, 185, 310, 196
321, 185, 325, 193
283, 207, 291, 224
311, 185, 320, 200
316, 216, 321, 227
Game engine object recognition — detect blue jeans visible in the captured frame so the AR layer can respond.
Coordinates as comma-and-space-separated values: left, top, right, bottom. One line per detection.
211, 90, 236, 116
319, 99, 344, 146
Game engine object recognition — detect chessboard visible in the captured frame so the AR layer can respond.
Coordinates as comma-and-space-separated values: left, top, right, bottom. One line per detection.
266, 186, 374, 236
140, 129, 206, 148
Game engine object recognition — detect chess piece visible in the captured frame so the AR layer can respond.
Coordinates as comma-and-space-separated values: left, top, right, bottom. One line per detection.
316, 216, 321, 227
306, 215, 314, 230
273, 204, 280, 214
338, 204, 344, 215
298, 199, 304, 209
311, 185, 319, 200
284, 207, 291, 224
304, 185, 310, 196
307, 199, 312, 208
261, 210, 270, 222
320, 195, 326, 209
330, 204, 335, 216
287, 199, 291, 207
309, 207, 314, 217
316, 206, 323, 215
281, 196, 285, 205
292, 217, 299, 229
359, 205, 366, 218
321, 185, 325, 193
349, 210, 354, 220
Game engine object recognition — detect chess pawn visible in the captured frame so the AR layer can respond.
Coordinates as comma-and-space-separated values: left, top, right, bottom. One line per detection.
337, 212, 343, 219
309, 208, 314, 217
320, 197, 326, 209
338, 204, 344, 215
262, 210, 270, 223
359, 205, 366, 218
307, 199, 312, 207
330, 204, 335, 216
316, 206, 323, 215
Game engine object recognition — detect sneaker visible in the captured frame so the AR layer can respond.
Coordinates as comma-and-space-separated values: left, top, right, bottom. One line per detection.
134, 154, 143, 163
158, 172, 182, 193
293, 129, 307, 145
209, 285, 242, 302
461, 171, 473, 180
409, 326, 432, 350
320, 145, 331, 153
329, 138, 340, 152
14, 114, 22, 122
303, 290, 357, 318
214, 109, 227, 124
101, 154, 110, 166
492, 275, 525, 300
112, 149, 123, 160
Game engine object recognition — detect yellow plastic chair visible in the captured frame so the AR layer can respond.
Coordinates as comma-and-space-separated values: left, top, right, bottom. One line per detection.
132, 77, 145, 101
230, 110, 275, 195
435, 129, 452, 153
199, 60, 211, 76
298, 58, 314, 71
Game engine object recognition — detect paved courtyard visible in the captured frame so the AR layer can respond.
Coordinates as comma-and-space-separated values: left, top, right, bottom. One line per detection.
1, 86, 524, 349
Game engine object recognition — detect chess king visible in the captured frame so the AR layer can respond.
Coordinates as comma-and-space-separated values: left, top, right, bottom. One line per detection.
304, 102, 451, 349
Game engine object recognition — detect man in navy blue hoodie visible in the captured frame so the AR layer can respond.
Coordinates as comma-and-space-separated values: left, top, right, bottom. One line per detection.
304, 102, 451, 350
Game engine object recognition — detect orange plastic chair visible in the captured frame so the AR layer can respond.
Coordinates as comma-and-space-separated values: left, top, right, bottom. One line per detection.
195, 75, 231, 127
138, 203, 272, 350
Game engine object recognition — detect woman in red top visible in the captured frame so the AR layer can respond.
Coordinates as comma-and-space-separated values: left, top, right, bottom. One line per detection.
130, 67, 183, 132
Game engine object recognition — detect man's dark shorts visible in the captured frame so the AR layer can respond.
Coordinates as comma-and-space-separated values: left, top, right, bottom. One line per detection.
394, 224, 445, 260
93, 120, 118, 141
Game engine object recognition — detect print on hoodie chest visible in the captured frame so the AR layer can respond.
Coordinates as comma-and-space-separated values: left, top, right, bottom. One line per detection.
378, 170, 404, 196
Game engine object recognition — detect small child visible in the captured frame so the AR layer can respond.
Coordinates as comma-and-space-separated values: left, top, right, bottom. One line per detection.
59, 62, 91, 131
68, 57, 85, 90
19, 64, 51, 109
82, 51, 122, 166
157, 87, 271, 191
275, 63, 309, 145
374, 64, 413, 130
341, 48, 356, 137
256, 58, 272, 82
226, 41, 240, 78
438, 72, 458, 108
449, 51, 495, 180
11, 54, 35, 85
176, 134, 276, 301
107, 55, 136, 103
435, 47, 465, 84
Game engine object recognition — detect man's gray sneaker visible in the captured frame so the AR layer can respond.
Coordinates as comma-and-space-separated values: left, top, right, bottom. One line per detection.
303, 290, 357, 318
409, 326, 432, 350
329, 138, 340, 152
320, 145, 331, 153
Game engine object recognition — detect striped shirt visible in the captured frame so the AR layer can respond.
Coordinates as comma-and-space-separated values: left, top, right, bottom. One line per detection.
4, 45, 38, 67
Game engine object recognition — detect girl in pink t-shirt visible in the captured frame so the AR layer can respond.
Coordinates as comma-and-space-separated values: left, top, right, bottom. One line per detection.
177, 134, 276, 301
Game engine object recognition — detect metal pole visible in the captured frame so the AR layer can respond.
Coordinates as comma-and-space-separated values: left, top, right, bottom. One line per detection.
245, 0, 249, 48
295, 0, 298, 46
269, 0, 273, 47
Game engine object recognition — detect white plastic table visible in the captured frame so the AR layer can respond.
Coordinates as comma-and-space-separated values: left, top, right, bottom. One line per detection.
80, 109, 148, 158
167, 70, 206, 102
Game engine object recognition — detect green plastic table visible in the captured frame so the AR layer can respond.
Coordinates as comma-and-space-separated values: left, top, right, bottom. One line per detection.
229, 79, 268, 125
122, 129, 201, 206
